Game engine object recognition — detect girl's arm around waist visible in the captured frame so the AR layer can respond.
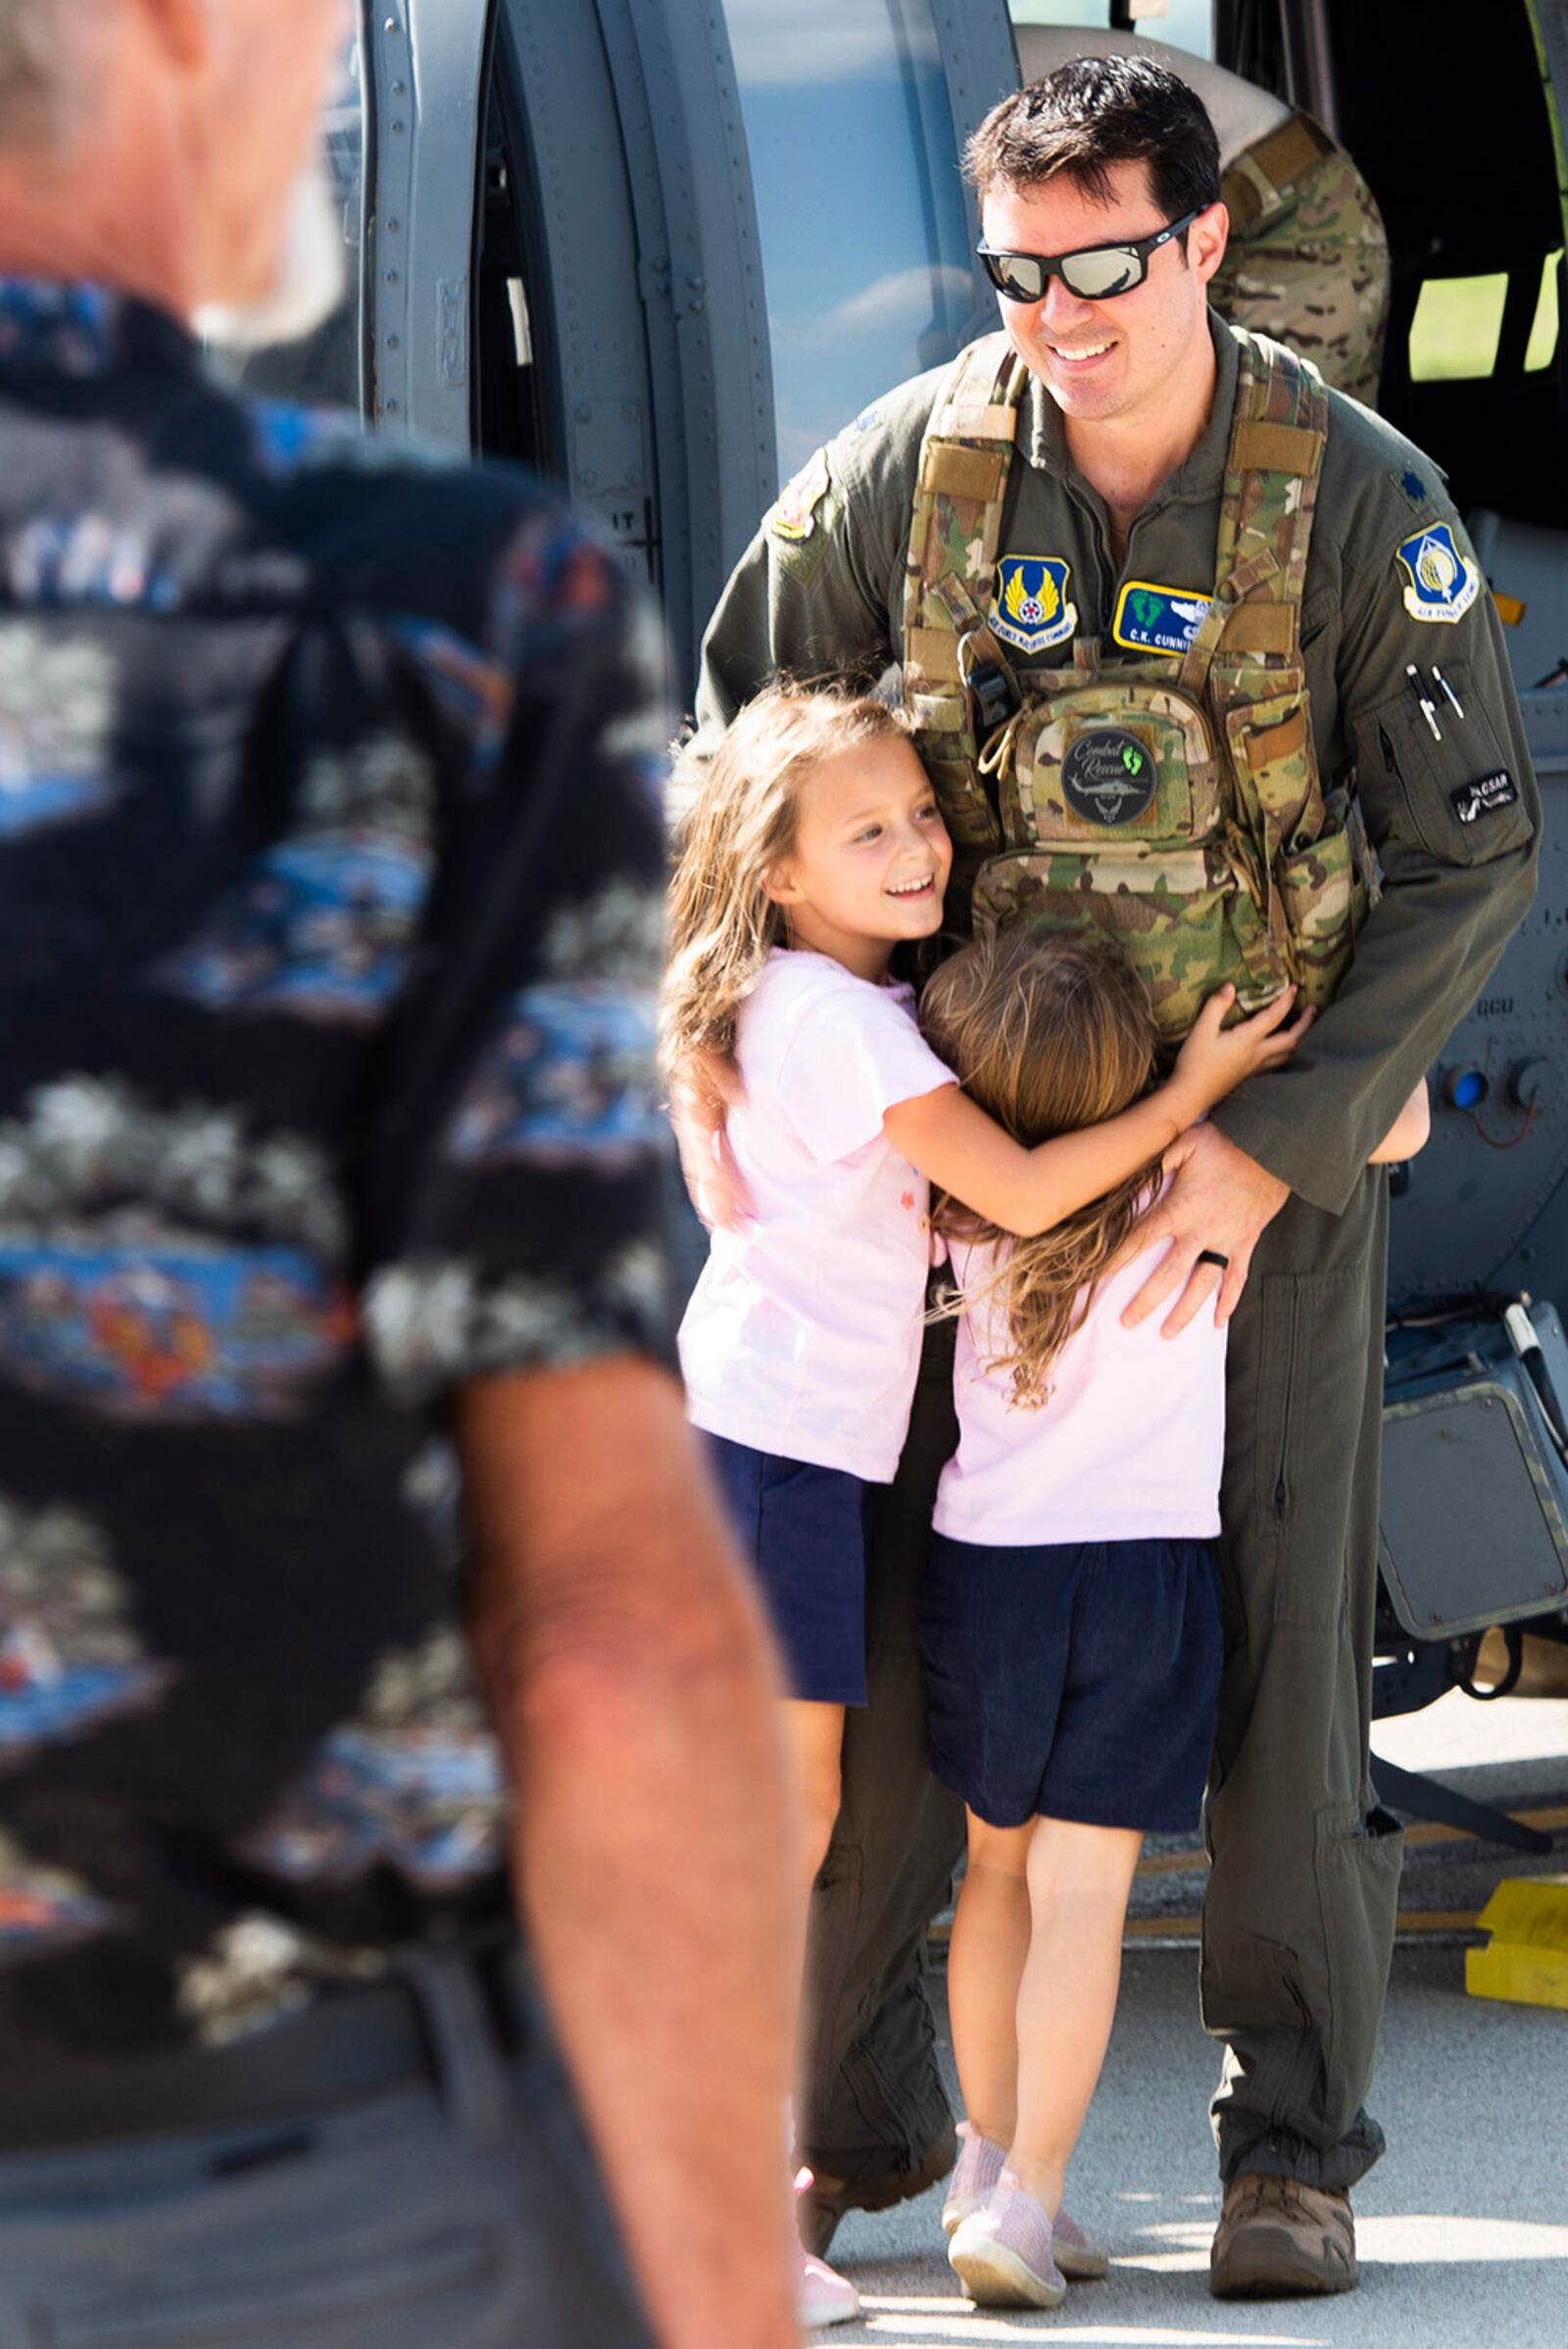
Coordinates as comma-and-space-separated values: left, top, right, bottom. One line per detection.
883, 983, 1311, 1238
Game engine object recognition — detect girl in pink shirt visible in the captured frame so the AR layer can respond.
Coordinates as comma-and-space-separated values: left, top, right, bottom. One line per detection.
914, 929, 1430, 2311
662, 680, 1308, 2327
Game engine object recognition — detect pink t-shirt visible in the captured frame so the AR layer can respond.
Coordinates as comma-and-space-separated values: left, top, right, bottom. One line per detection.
933, 1228, 1226, 1547
678, 950, 956, 1482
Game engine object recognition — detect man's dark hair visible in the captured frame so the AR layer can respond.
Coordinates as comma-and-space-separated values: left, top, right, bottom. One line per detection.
963, 54, 1221, 228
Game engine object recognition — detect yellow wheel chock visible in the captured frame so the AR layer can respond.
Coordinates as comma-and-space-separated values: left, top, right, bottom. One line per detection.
1466, 1876, 1568, 2011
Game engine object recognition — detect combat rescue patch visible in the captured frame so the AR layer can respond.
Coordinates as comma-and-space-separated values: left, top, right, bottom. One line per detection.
768, 447, 831, 543
1060, 726, 1157, 826
1450, 769, 1518, 826
1395, 520, 1481, 624
1111, 580, 1213, 658
991, 555, 1076, 655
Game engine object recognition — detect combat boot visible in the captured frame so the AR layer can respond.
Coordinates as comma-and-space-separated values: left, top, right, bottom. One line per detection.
1208, 2175, 1358, 2297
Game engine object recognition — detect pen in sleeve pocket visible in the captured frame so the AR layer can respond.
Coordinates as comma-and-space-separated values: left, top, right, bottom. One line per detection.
1430, 664, 1465, 719
1404, 663, 1443, 742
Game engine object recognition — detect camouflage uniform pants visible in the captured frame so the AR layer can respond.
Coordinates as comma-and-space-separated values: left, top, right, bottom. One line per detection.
801, 1173, 1400, 2195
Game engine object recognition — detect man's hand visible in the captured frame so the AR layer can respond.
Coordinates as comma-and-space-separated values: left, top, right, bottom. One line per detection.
1122, 1121, 1291, 1336
669, 1049, 753, 1232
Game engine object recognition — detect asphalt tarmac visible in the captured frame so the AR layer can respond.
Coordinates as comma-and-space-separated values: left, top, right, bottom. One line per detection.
819, 1691, 1568, 2347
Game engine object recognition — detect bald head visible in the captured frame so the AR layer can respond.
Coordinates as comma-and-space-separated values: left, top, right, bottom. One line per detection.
0, 1, 75, 147
0, 0, 344, 324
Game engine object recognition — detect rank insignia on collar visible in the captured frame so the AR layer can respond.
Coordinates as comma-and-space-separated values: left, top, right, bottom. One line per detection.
991, 556, 1076, 655
1395, 520, 1481, 624
1111, 580, 1213, 658
768, 448, 832, 542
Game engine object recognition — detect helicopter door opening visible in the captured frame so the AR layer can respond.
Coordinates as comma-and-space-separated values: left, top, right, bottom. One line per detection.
471, 18, 556, 477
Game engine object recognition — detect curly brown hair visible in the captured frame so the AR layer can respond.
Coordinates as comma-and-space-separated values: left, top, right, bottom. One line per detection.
919, 928, 1162, 1406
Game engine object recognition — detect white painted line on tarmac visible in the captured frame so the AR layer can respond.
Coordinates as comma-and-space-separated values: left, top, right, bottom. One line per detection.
855, 2304, 1330, 2345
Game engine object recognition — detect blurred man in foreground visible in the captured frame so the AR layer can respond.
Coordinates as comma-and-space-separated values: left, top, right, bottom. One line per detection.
0, 6, 800, 2345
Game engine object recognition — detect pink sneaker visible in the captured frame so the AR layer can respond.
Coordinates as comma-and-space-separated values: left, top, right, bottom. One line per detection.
794, 2167, 861, 2329
1054, 2202, 1109, 2280
949, 2173, 1066, 2310
941, 2122, 1005, 2235
942, 2129, 1107, 2279
795, 2242, 861, 2329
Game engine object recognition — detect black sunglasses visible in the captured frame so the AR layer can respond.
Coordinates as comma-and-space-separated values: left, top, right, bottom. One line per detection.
977, 211, 1200, 304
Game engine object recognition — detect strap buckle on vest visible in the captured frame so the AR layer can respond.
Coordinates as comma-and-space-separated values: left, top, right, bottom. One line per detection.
956, 622, 1016, 736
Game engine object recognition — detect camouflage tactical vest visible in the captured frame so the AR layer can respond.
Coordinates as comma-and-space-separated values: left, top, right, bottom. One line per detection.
903, 325, 1374, 1045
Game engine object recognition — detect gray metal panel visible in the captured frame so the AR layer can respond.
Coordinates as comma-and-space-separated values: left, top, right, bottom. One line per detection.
929, 0, 1030, 338
593, 0, 776, 674
1381, 1374, 1568, 1639
365, 0, 489, 447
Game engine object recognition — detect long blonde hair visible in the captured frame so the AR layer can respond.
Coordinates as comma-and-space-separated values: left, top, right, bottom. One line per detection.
919, 928, 1162, 1406
661, 680, 914, 1071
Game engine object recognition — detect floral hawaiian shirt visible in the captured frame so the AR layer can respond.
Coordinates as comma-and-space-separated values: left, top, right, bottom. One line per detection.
0, 282, 674, 2058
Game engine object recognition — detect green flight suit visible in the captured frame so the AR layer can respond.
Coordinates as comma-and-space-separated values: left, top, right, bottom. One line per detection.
692, 313, 1540, 2191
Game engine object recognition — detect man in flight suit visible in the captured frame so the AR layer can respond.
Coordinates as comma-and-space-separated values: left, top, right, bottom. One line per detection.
683, 55, 1539, 2297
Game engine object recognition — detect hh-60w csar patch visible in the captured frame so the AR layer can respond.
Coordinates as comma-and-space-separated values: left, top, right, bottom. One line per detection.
1111, 580, 1213, 658
991, 556, 1076, 655
1395, 520, 1481, 624
1451, 769, 1519, 826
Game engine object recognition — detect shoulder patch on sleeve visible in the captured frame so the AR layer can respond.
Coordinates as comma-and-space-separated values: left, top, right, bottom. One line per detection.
1394, 520, 1482, 624
768, 448, 832, 545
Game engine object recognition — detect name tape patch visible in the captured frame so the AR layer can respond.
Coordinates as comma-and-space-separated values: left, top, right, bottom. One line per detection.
1450, 769, 1518, 826
1110, 580, 1212, 658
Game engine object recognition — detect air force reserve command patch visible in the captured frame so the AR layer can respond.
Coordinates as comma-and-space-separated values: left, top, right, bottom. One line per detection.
1111, 581, 1213, 658
768, 448, 832, 543
1395, 520, 1481, 624
991, 556, 1076, 655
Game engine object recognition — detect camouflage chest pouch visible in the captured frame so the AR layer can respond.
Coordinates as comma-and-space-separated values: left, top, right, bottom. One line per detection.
905, 329, 1371, 1044
972, 666, 1275, 1043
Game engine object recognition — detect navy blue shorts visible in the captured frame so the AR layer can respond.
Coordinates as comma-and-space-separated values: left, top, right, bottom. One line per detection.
704, 1436, 873, 1706
919, 1533, 1223, 1833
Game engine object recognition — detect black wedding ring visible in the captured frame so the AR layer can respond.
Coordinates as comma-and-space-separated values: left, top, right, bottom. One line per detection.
1197, 1249, 1230, 1270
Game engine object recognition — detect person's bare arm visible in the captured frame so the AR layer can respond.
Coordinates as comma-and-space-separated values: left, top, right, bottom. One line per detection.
457, 1355, 802, 2349
1369, 1078, 1430, 1163
668, 1048, 753, 1232
884, 983, 1308, 1237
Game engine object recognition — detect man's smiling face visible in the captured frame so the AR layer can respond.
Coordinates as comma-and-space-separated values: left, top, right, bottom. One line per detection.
981, 160, 1225, 431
